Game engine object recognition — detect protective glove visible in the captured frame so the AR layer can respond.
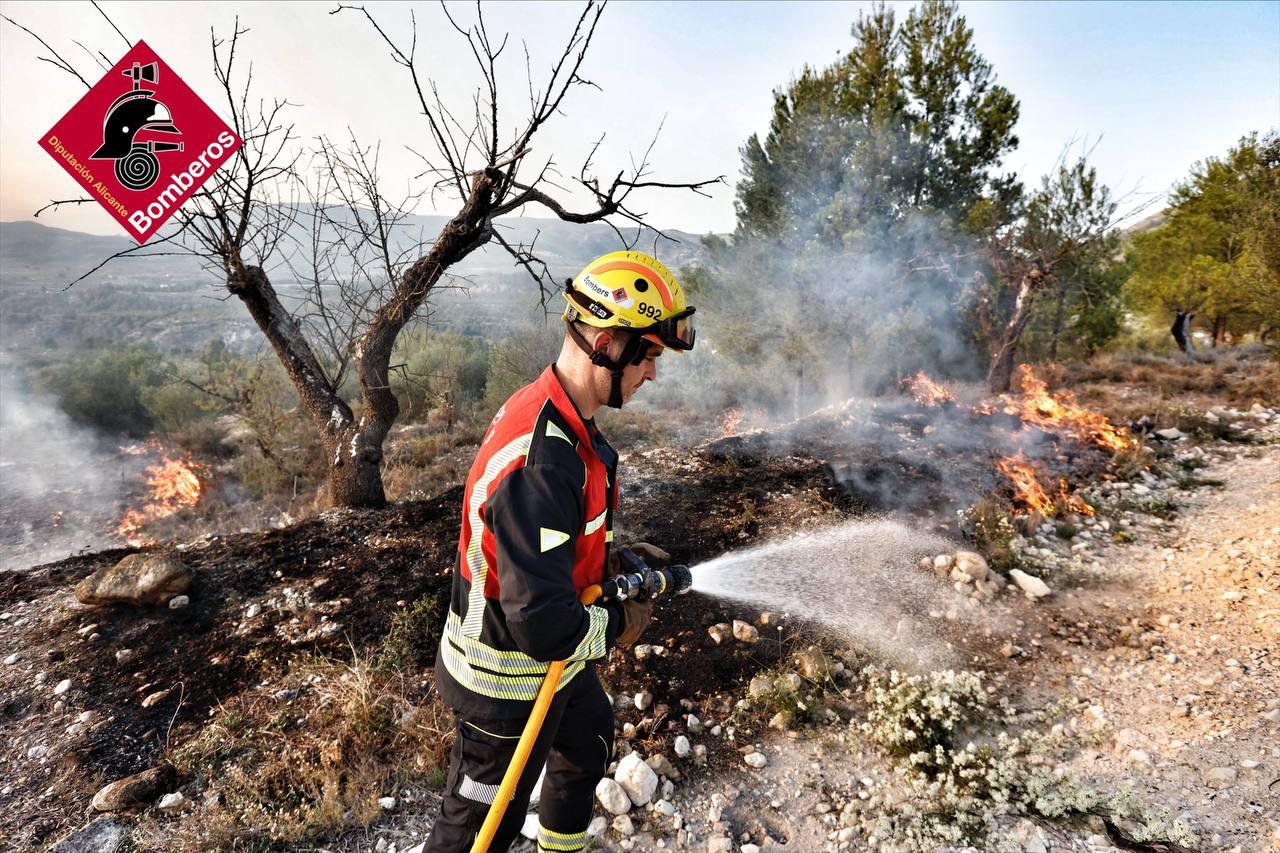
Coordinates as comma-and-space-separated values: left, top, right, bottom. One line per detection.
607, 541, 672, 575
614, 597, 655, 648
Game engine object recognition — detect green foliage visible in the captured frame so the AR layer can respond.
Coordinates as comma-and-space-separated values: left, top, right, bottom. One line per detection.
857, 668, 1198, 851
736, 0, 1020, 245
38, 345, 171, 436
393, 330, 490, 427
480, 319, 562, 419
959, 497, 1023, 575
376, 594, 442, 674
1126, 132, 1280, 344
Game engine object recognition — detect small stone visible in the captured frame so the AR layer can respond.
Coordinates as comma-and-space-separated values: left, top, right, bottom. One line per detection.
66, 722, 87, 737
588, 816, 609, 837
158, 792, 185, 812
732, 620, 759, 643
1263, 708, 1280, 725
141, 688, 174, 708
1008, 569, 1051, 599
612, 814, 635, 836
115, 649, 134, 664
46, 817, 130, 853
1205, 766, 1237, 786
635, 691, 653, 712
707, 623, 732, 644
168, 595, 190, 609
654, 799, 677, 816
596, 778, 632, 815
378, 796, 396, 810
91, 764, 177, 811
795, 647, 830, 680
615, 752, 659, 806
647, 753, 679, 780
953, 551, 989, 581
3, 653, 19, 665
768, 712, 787, 731
245, 603, 262, 619
748, 676, 774, 698
674, 736, 691, 757
53, 679, 72, 695
837, 827, 858, 842
706, 837, 733, 853
686, 714, 702, 733
520, 812, 539, 841
744, 751, 768, 769
1154, 428, 1184, 441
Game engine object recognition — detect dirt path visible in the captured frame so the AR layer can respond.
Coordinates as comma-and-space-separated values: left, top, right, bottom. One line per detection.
1046, 442, 1280, 851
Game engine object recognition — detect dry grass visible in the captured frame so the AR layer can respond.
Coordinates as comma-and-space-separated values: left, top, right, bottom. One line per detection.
152, 641, 451, 851
1060, 346, 1280, 416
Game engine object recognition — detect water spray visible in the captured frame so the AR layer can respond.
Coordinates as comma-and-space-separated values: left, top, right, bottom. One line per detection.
470, 547, 691, 853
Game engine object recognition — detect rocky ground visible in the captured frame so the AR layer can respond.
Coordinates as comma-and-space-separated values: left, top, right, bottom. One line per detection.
4, 386, 1278, 852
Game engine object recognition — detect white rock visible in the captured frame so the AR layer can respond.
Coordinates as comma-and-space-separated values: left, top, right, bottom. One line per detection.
748, 676, 774, 698
53, 679, 72, 695
742, 845, 762, 853
612, 814, 635, 836
1008, 569, 1051, 599
588, 815, 609, 837
3, 653, 19, 666
634, 691, 653, 712
707, 623, 732, 644
654, 799, 677, 816
158, 792, 186, 812
115, 649, 134, 664
686, 714, 702, 733
953, 551, 989, 581
674, 735, 691, 757
615, 752, 659, 806
245, 603, 262, 619
66, 722, 87, 737
168, 595, 190, 609
1206, 766, 1237, 786
27, 744, 48, 759
378, 796, 397, 811
706, 836, 733, 853
744, 751, 768, 769
520, 812, 539, 840
732, 620, 759, 643
595, 778, 632, 815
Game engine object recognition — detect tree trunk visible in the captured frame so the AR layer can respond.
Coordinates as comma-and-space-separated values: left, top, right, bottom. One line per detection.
987, 264, 1047, 393
324, 423, 387, 507
1212, 315, 1227, 348
1170, 312, 1195, 354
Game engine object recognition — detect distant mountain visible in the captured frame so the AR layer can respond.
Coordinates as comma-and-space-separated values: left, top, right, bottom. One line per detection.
0, 213, 713, 289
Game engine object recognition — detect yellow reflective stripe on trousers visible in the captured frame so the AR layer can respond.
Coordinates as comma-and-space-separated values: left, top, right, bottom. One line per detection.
537, 824, 587, 852
462, 432, 533, 637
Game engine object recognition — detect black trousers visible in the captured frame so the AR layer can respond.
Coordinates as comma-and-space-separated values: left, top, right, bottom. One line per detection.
424, 666, 614, 853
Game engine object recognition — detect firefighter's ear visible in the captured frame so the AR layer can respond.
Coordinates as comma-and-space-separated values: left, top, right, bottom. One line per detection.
591, 329, 614, 355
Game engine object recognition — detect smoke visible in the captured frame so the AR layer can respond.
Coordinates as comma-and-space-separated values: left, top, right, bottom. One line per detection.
0, 355, 128, 570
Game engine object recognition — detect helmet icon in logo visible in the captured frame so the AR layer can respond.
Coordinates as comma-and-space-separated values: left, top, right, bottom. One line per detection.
90, 62, 184, 191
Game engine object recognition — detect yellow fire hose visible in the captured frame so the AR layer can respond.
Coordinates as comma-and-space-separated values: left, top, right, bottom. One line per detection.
469, 584, 604, 853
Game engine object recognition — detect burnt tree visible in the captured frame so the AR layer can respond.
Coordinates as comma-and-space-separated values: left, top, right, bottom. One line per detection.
26, 3, 719, 507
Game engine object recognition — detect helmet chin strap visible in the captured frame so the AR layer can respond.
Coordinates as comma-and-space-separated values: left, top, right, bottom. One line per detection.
566, 321, 651, 409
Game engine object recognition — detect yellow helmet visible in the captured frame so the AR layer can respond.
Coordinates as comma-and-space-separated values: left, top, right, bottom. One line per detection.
563, 251, 696, 352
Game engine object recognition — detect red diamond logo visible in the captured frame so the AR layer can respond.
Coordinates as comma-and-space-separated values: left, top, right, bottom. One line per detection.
37, 40, 243, 244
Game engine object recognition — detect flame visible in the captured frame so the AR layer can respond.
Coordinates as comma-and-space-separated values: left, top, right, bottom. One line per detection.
1005, 365, 1134, 452
116, 449, 206, 545
996, 452, 1095, 517
996, 453, 1055, 514
903, 371, 956, 406
720, 406, 744, 437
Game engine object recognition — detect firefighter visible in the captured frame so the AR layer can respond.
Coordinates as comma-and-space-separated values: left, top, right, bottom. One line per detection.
424, 251, 696, 852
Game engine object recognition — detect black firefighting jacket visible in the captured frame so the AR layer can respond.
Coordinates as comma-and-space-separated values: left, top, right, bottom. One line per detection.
434, 366, 623, 718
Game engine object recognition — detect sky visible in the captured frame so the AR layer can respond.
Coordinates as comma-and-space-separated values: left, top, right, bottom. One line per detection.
0, 0, 1277, 238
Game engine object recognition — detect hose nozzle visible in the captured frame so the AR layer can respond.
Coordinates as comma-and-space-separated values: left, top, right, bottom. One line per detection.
601, 547, 693, 602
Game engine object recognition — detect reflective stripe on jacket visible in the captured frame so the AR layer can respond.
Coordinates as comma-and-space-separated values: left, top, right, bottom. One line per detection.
435, 365, 621, 717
